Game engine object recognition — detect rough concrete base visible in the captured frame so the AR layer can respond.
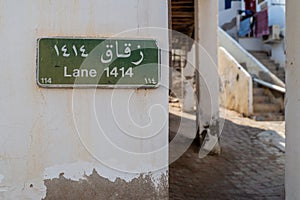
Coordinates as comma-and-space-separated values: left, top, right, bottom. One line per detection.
43, 170, 168, 200
197, 121, 221, 157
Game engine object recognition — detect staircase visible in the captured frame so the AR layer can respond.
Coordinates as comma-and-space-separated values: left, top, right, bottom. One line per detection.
247, 51, 285, 121
250, 51, 285, 82
218, 28, 285, 121
252, 84, 284, 121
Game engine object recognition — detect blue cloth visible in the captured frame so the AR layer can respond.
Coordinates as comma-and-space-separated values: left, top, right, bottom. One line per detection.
238, 17, 252, 37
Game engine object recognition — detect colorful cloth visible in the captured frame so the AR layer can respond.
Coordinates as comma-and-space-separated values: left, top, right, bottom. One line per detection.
255, 9, 269, 37
238, 17, 252, 37
245, 0, 256, 12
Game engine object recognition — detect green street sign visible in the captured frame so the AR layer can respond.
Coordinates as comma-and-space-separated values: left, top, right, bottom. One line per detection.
37, 38, 160, 88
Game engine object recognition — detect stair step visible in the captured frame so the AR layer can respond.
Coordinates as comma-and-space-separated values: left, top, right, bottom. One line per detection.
260, 61, 277, 67
253, 54, 269, 58
259, 58, 274, 62
277, 73, 285, 76
250, 51, 268, 55
254, 57, 270, 61
253, 96, 270, 103
254, 103, 281, 113
253, 88, 265, 95
252, 113, 285, 121
263, 66, 277, 71
267, 68, 280, 72
262, 66, 277, 70
250, 51, 286, 84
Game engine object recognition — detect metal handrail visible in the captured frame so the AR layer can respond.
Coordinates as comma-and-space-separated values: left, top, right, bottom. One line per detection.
253, 77, 286, 93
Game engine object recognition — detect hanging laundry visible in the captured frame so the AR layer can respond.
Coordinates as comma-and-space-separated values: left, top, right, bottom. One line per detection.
238, 17, 252, 37
244, 0, 256, 12
255, 9, 269, 37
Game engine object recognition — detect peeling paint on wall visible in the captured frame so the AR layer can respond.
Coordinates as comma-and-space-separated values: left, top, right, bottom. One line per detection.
43, 167, 168, 200
219, 47, 253, 116
0, 0, 168, 199
44, 161, 167, 188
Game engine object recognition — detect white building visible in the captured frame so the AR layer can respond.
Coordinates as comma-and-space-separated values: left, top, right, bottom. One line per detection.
219, 0, 286, 67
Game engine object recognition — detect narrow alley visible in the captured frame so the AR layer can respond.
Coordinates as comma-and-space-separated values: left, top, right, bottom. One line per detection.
169, 105, 285, 200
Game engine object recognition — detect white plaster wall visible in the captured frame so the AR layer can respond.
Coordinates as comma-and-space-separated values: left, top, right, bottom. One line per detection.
269, 6, 285, 28
218, 28, 285, 87
285, 0, 300, 199
235, 0, 286, 69
219, 1, 241, 38
219, 47, 253, 116
268, 0, 286, 68
219, 1, 242, 27
268, 0, 286, 28
238, 37, 286, 68
238, 38, 268, 52
271, 42, 285, 67
196, 0, 220, 151
0, 0, 168, 199
219, 0, 225, 11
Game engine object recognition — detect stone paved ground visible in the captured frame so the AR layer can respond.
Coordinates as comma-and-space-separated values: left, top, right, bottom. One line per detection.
169, 106, 285, 200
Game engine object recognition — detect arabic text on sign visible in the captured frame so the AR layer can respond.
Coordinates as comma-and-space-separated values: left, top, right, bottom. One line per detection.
100, 41, 144, 65
54, 44, 88, 57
